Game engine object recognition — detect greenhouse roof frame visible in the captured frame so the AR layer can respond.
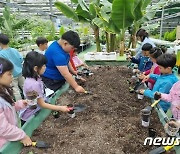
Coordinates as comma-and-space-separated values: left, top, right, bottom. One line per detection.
0, 0, 57, 18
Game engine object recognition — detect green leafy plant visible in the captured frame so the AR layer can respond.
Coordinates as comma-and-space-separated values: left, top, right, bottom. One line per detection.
164, 28, 176, 42
55, 0, 102, 52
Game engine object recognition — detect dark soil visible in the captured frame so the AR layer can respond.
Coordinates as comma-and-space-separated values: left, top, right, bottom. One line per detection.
21, 66, 170, 154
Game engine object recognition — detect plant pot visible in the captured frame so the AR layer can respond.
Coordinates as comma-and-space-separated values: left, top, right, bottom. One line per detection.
141, 109, 151, 127
164, 118, 179, 136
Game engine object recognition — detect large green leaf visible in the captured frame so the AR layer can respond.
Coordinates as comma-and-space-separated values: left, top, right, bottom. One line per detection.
100, 9, 110, 22
133, 0, 143, 21
55, 1, 79, 22
142, 0, 151, 9
92, 17, 104, 28
100, 0, 112, 8
111, 0, 135, 30
90, 0, 100, 5
71, 0, 78, 4
3, 7, 10, 21
108, 20, 120, 33
78, 0, 89, 12
78, 15, 89, 22
76, 5, 92, 20
95, 5, 110, 22
89, 3, 96, 17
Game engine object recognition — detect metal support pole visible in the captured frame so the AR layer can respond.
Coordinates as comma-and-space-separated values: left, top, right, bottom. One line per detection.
159, 6, 164, 40
49, 0, 53, 22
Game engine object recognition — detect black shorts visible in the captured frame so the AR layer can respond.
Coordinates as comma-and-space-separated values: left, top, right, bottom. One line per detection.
42, 76, 66, 92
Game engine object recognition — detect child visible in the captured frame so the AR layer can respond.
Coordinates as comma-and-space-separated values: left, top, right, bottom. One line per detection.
140, 53, 178, 112
0, 33, 24, 101
20, 51, 71, 122
72, 50, 88, 69
69, 49, 87, 82
0, 57, 32, 148
35, 37, 48, 55
128, 43, 153, 72
154, 67, 180, 120
139, 47, 162, 89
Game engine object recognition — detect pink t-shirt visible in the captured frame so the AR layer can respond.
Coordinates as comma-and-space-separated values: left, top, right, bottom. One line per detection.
72, 56, 83, 67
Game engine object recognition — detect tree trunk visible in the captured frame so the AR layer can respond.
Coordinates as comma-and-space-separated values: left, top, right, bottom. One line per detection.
119, 41, 125, 56
119, 29, 125, 56
110, 33, 116, 52
91, 24, 101, 52
105, 32, 110, 52
131, 34, 136, 48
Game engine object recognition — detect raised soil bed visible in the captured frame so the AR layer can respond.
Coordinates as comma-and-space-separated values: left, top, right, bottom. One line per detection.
21, 66, 170, 154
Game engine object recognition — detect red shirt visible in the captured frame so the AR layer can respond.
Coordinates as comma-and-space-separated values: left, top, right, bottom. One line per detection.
69, 50, 77, 71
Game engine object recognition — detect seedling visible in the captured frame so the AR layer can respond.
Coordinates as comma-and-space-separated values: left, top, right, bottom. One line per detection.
52, 111, 60, 118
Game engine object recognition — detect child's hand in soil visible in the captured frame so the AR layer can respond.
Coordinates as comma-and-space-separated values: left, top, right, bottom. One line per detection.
21, 135, 32, 146
58, 106, 72, 112
80, 77, 86, 82
142, 75, 150, 83
138, 72, 145, 80
75, 85, 85, 93
139, 89, 145, 94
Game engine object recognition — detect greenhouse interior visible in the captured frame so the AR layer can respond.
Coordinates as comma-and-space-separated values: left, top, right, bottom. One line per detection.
0, 0, 180, 154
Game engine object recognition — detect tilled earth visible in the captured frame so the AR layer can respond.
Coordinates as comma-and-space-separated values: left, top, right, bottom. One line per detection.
21, 66, 169, 154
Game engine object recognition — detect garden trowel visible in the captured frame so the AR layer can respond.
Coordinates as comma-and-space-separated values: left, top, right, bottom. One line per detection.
149, 141, 176, 154
144, 100, 160, 112
32, 141, 50, 148
73, 104, 87, 113
134, 81, 147, 92
67, 104, 86, 113
84, 90, 93, 95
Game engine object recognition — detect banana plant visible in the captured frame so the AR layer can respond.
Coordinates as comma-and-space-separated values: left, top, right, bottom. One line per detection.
1, 7, 14, 39
128, 0, 151, 48
111, 0, 135, 56
92, 1, 119, 52
129, 0, 168, 48
55, 0, 102, 52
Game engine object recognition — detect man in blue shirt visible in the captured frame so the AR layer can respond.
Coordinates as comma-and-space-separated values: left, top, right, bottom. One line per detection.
42, 31, 85, 92
0, 33, 24, 101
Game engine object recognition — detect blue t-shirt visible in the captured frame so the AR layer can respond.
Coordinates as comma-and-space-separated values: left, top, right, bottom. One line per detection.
0, 48, 23, 77
43, 41, 70, 80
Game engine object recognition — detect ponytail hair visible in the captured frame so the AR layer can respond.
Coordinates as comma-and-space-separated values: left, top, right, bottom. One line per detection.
149, 47, 163, 59
0, 57, 14, 105
136, 29, 149, 42
23, 51, 47, 80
